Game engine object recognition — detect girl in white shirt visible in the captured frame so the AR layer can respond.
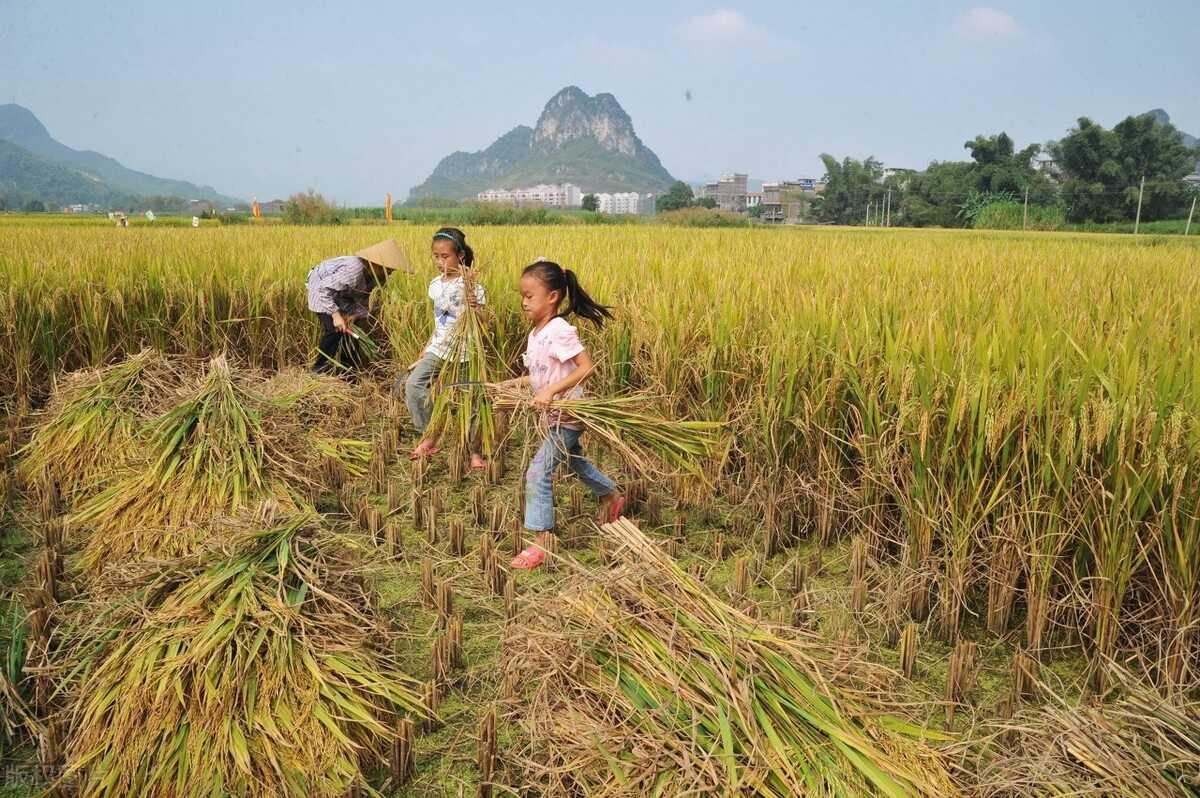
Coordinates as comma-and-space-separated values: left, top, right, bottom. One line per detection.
406, 227, 486, 468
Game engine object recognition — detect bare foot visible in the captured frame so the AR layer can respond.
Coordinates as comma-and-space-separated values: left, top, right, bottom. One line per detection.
409, 439, 440, 460
469, 453, 487, 470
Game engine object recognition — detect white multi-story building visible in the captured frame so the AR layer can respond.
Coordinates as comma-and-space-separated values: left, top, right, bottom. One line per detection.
477, 183, 582, 207
596, 192, 641, 214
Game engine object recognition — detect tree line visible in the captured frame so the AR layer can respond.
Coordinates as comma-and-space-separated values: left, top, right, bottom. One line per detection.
812, 112, 1198, 228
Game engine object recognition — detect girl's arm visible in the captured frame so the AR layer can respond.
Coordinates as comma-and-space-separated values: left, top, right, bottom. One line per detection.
531, 350, 595, 409
491, 375, 531, 390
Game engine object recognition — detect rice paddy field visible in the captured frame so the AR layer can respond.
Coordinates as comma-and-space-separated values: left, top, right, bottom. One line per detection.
1, 216, 1199, 796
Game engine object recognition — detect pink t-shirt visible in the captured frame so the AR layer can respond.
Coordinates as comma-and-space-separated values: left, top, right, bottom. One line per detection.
524, 317, 586, 428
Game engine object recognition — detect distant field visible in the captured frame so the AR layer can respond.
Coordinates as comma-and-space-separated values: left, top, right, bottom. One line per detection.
2, 219, 1198, 794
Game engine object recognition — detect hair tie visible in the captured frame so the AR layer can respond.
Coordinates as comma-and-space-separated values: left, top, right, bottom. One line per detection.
434, 231, 458, 242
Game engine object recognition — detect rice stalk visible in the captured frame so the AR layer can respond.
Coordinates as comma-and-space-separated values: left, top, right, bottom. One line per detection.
508, 517, 959, 797
17, 349, 176, 499
55, 513, 427, 798
964, 665, 1200, 797
424, 266, 497, 456
493, 388, 724, 481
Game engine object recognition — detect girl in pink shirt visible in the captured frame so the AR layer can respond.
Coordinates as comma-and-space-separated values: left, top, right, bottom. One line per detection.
496, 259, 625, 570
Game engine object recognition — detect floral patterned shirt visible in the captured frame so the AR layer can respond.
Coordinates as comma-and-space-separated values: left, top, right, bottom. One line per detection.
425, 275, 486, 360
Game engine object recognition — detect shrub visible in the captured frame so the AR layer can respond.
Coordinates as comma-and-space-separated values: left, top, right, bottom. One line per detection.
657, 207, 749, 227
282, 190, 344, 225
973, 200, 1065, 231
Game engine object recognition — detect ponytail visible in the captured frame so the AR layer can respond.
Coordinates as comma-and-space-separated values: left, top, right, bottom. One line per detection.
522, 260, 613, 328
432, 227, 475, 268
562, 269, 613, 328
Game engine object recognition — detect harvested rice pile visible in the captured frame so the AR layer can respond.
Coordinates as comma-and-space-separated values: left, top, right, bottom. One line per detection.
15, 352, 372, 569
17, 348, 179, 499
10, 353, 426, 796
964, 668, 1200, 798
504, 518, 959, 797
54, 512, 426, 797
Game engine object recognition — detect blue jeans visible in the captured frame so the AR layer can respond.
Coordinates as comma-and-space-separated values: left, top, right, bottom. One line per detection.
525, 426, 616, 531
404, 352, 443, 434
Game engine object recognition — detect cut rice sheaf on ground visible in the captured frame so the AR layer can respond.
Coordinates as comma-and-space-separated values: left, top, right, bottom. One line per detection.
505, 517, 959, 797
17, 348, 179, 499
963, 666, 1200, 798
54, 512, 428, 798
58, 355, 372, 569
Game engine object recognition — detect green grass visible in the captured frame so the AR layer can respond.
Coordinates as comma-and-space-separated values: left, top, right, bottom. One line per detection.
1064, 217, 1198, 235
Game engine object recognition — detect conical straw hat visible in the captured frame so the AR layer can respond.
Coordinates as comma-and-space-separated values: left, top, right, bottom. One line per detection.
355, 239, 413, 275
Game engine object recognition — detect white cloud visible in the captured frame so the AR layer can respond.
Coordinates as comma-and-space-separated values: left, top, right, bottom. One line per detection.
676, 9, 770, 45
953, 7, 1022, 40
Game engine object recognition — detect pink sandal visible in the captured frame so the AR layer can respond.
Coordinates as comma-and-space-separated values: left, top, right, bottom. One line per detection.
605, 495, 626, 524
511, 546, 546, 570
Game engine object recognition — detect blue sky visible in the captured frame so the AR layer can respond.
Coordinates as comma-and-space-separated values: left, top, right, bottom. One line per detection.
3, 1, 1196, 204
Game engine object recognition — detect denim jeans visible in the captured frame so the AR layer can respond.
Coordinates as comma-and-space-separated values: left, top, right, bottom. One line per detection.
404, 352, 443, 434
524, 426, 616, 531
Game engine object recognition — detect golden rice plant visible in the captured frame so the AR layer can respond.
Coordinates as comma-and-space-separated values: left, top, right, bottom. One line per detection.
3, 221, 1200, 684
66, 355, 370, 568
55, 513, 427, 797
423, 266, 497, 456
17, 349, 177, 498
492, 389, 724, 481
508, 518, 958, 797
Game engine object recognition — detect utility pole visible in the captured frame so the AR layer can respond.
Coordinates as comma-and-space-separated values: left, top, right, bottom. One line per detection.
1133, 174, 1145, 235
1186, 195, 1196, 236
1022, 186, 1029, 231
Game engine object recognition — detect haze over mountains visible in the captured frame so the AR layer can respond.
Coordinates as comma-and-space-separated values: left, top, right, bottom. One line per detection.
0, 103, 241, 207
0, 96, 1194, 211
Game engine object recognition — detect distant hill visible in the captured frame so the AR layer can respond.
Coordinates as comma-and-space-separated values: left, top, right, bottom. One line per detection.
0, 138, 139, 207
1144, 109, 1198, 150
409, 86, 677, 201
1144, 109, 1199, 172
0, 103, 241, 206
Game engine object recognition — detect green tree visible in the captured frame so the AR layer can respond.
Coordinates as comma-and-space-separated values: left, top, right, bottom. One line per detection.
581, 193, 598, 211
872, 131, 1055, 228
24, 198, 46, 213
656, 181, 694, 212
747, 203, 764, 218
892, 161, 974, 227
410, 195, 461, 209
1050, 114, 1196, 222
964, 132, 1055, 203
695, 196, 717, 209
811, 155, 884, 225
